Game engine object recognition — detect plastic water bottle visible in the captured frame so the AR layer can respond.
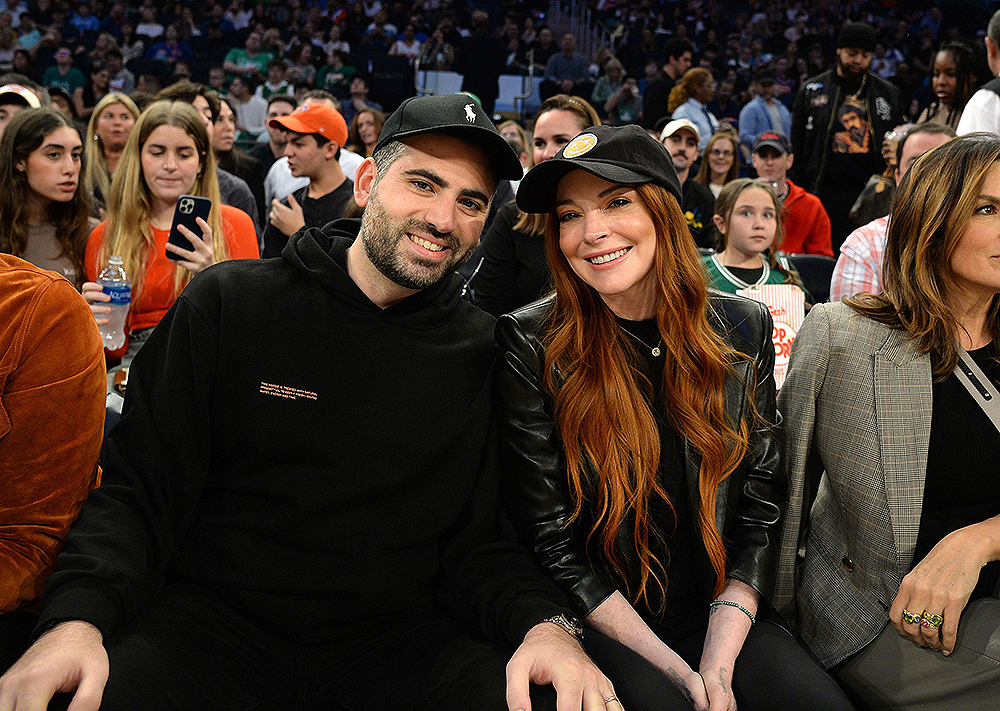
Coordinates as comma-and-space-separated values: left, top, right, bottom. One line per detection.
97, 256, 131, 350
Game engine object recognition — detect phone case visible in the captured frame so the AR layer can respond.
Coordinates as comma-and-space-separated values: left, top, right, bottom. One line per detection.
166, 194, 212, 261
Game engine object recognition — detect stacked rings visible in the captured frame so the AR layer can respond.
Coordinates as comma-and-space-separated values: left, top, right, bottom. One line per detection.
921, 611, 944, 629
901, 610, 920, 625
604, 696, 620, 706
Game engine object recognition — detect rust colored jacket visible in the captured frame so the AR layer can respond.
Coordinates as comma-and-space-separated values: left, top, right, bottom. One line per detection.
0, 254, 105, 614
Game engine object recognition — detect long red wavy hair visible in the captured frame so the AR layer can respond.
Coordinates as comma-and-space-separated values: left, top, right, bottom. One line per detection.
542, 182, 753, 605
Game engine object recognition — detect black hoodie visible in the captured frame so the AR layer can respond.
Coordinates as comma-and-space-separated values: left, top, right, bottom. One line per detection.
40, 220, 570, 646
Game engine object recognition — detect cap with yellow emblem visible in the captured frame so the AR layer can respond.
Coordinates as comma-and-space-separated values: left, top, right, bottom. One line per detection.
516, 124, 683, 214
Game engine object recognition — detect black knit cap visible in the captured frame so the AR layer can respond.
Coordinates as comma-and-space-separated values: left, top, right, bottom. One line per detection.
373, 93, 522, 180
516, 124, 683, 214
836, 22, 876, 52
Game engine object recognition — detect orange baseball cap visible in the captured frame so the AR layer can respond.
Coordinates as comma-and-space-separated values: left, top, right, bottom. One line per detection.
269, 103, 348, 148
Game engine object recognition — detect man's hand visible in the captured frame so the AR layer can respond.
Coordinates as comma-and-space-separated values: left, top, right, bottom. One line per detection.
0, 621, 108, 711
269, 193, 306, 237
505, 622, 621, 711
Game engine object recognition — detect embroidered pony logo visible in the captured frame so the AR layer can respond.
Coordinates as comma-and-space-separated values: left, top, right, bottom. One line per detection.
464, 103, 476, 123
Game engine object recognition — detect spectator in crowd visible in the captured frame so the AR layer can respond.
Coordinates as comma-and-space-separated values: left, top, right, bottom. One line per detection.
602, 73, 642, 126
830, 122, 955, 301
228, 75, 267, 144
528, 24, 557, 72
71, 59, 107, 121
82, 100, 258, 373
83, 92, 138, 217
455, 10, 504, 116
46, 86, 72, 117
751, 131, 832, 257
468, 94, 600, 317
0, 107, 93, 287
591, 57, 625, 117
41, 46, 84, 96
359, 8, 396, 51
0, 92, 614, 711
345, 107, 383, 158
10, 49, 36, 81
660, 118, 715, 248
920, 39, 985, 131
703, 178, 805, 295
284, 42, 316, 88
213, 95, 264, 232
263, 103, 352, 258
669, 68, 719, 153
145, 23, 192, 69
0, 80, 38, 137
0, 252, 104, 672
957, 11, 1000, 136
117, 21, 144, 63
388, 23, 421, 65
693, 130, 739, 198
777, 133, 1000, 710
323, 23, 349, 58
248, 93, 295, 185
739, 68, 792, 155
340, 73, 381, 126
223, 30, 271, 83
541, 32, 592, 102
104, 49, 132, 94
134, 7, 164, 39
642, 38, 693, 129
316, 50, 354, 98
420, 25, 454, 71
255, 58, 289, 100
501, 123, 855, 711
707, 78, 741, 124
791, 22, 901, 250
263, 92, 364, 208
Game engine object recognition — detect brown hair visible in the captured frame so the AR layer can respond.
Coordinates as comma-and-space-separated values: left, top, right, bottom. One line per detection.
0, 108, 91, 287
668, 67, 712, 114
515, 94, 601, 235
543, 181, 755, 605
714, 178, 799, 286
346, 108, 386, 157
694, 131, 739, 188
848, 133, 1000, 379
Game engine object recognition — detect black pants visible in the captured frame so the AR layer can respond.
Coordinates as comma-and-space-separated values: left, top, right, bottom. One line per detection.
582, 619, 858, 711
48, 583, 557, 711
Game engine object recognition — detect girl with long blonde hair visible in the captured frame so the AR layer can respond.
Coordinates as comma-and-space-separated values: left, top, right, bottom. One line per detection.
83, 92, 139, 216
82, 100, 258, 372
469, 94, 599, 316
496, 124, 855, 711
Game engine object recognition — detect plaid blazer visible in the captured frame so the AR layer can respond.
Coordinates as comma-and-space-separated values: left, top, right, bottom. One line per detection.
773, 302, 933, 669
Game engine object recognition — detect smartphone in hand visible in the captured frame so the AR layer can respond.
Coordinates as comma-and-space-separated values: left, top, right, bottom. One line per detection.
166, 194, 212, 261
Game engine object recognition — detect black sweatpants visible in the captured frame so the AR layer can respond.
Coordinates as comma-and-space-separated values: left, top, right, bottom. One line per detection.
48, 583, 557, 711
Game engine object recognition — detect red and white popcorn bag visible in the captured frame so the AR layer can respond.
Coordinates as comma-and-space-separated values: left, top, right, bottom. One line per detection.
735, 284, 805, 390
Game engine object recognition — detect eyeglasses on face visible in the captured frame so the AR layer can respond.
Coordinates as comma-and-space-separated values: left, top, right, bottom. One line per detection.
709, 148, 734, 158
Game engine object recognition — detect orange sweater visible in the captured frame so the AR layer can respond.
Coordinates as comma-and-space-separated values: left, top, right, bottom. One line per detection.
84, 205, 259, 333
0, 255, 106, 613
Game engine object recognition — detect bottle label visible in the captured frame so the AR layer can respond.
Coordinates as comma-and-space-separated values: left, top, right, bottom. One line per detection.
103, 284, 131, 304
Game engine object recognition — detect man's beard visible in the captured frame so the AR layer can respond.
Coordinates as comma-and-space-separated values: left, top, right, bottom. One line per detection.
360, 187, 474, 290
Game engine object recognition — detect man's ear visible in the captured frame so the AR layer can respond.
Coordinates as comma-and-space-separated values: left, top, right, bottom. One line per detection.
785, 153, 794, 171
354, 157, 377, 209
325, 140, 340, 160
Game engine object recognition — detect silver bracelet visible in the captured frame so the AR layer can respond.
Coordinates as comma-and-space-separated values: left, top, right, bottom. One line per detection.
708, 599, 756, 626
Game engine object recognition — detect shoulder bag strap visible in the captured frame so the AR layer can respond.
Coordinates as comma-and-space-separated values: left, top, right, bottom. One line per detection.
953, 345, 1000, 433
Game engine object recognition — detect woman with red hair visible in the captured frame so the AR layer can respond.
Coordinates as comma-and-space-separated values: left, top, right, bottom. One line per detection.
496, 124, 854, 711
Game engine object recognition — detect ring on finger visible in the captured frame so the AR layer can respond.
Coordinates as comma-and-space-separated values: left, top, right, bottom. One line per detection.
604, 695, 620, 705
921, 610, 944, 627
902, 609, 920, 625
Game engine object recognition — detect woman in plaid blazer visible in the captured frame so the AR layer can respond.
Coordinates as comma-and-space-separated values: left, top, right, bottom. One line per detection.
776, 134, 1000, 709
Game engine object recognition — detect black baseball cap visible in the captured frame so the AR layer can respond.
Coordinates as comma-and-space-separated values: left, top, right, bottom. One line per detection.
516, 124, 683, 214
752, 131, 791, 155
754, 68, 776, 84
373, 93, 522, 180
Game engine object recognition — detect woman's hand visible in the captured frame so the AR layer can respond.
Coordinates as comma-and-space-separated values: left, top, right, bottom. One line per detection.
697, 669, 736, 711
698, 579, 758, 711
889, 517, 1000, 654
81, 281, 112, 326
165, 217, 216, 275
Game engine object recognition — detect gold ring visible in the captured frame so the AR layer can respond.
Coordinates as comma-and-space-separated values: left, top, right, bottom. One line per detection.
901, 609, 920, 625
604, 695, 619, 705
922, 610, 944, 627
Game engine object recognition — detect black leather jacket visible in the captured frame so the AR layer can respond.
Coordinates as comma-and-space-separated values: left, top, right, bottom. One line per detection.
495, 292, 786, 617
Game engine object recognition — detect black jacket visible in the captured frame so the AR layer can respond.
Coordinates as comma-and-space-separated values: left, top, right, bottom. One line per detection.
495, 292, 786, 616
789, 69, 901, 193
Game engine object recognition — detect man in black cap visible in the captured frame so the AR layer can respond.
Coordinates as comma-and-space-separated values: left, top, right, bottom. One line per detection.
738, 68, 792, 155
0, 93, 616, 711
790, 21, 901, 250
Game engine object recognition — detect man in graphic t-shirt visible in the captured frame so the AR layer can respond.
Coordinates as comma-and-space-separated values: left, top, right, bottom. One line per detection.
791, 22, 901, 251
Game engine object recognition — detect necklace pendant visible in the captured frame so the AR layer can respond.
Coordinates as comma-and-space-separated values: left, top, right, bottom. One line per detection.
651, 345, 661, 356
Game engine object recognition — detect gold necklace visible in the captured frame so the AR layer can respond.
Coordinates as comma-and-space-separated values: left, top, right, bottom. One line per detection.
620, 326, 663, 357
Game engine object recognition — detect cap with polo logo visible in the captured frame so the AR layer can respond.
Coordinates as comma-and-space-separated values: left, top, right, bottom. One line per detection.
373, 93, 522, 180
752, 131, 791, 155
516, 124, 683, 214
269, 103, 348, 148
